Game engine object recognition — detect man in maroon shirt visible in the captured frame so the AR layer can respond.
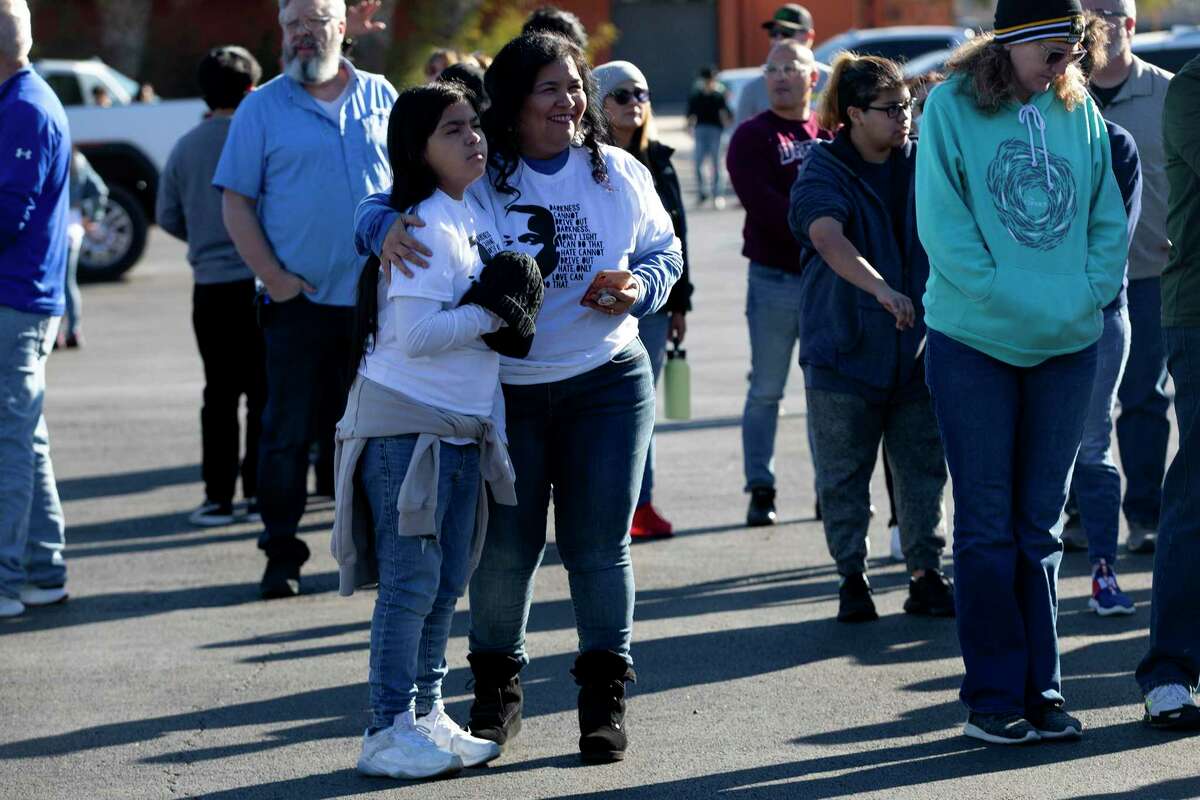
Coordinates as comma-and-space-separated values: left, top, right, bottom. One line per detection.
727, 39, 831, 527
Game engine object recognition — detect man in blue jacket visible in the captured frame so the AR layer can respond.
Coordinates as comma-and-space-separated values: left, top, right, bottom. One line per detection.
0, 0, 71, 618
789, 54, 952, 623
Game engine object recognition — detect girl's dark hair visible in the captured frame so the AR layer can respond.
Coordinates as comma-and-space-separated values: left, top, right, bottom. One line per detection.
482, 32, 609, 199
351, 82, 480, 372
817, 52, 906, 130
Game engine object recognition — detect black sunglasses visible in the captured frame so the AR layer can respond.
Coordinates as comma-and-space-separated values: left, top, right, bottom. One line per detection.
1038, 42, 1087, 66
609, 87, 650, 105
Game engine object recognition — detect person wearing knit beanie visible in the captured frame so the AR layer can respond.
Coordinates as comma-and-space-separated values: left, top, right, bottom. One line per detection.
593, 61, 648, 105
994, 0, 1085, 45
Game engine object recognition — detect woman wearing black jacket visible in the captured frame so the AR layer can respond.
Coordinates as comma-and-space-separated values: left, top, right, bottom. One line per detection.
595, 60, 693, 540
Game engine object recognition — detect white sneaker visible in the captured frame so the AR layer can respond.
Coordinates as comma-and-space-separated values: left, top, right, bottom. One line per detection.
0, 597, 25, 618
19, 585, 68, 606
889, 525, 904, 563
357, 712, 462, 780
416, 705, 501, 767
188, 501, 236, 527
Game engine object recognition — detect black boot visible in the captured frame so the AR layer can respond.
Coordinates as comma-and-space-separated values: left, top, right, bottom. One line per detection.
260, 537, 310, 600
466, 652, 524, 748
572, 650, 636, 764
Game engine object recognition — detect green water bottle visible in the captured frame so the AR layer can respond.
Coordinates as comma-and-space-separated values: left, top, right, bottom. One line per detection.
663, 342, 691, 421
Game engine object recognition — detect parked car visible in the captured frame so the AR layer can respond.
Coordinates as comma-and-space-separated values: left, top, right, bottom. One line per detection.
1133, 26, 1200, 74
813, 25, 975, 66
34, 58, 208, 281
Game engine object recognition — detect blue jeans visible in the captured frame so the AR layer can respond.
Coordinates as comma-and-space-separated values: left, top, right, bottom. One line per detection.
637, 311, 670, 507
359, 434, 481, 728
926, 330, 1097, 715
0, 308, 66, 600
742, 262, 807, 491
1072, 306, 1131, 565
693, 124, 723, 200
468, 340, 654, 665
1116, 277, 1171, 528
1136, 326, 1200, 694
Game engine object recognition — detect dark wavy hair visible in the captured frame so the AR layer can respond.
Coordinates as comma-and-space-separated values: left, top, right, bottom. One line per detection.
482, 32, 609, 199
351, 82, 480, 372
521, 6, 588, 50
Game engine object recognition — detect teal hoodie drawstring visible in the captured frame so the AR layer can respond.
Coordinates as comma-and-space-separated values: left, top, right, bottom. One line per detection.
1018, 104, 1053, 191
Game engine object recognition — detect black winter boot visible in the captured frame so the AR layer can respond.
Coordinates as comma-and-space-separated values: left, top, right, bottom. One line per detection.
572, 650, 637, 763
466, 652, 524, 748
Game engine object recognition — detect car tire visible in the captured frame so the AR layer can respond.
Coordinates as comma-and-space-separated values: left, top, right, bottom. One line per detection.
77, 184, 148, 282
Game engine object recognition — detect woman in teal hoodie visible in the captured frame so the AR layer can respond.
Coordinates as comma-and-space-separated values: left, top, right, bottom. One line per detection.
915, 0, 1127, 745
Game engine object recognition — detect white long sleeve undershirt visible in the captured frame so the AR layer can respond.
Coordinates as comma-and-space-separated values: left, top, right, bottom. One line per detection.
390, 295, 502, 360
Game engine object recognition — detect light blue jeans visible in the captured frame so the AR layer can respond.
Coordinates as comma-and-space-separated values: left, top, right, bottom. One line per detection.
1071, 306, 1131, 565
359, 434, 480, 729
0, 307, 66, 600
637, 311, 671, 507
693, 123, 723, 201
742, 262, 806, 491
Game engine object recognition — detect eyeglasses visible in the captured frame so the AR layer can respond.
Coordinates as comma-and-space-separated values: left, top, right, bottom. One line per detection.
763, 62, 811, 77
283, 15, 335, 35
863, 99, 914, 119
1037, 42, 1087, 66
609, 87, 650, 105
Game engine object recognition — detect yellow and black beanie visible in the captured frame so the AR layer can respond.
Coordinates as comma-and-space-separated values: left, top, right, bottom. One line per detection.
994, 0, 1084, 44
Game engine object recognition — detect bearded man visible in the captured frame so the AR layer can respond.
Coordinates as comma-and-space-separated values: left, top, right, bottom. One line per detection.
214, 0, 397, 599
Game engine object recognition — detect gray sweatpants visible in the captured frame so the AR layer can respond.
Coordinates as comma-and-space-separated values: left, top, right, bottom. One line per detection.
806, 388, 947, 576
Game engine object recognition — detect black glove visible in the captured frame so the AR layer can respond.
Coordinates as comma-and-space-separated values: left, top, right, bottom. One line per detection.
460, 250, 544, 353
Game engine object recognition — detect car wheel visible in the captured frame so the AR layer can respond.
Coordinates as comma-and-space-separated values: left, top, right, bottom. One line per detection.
78, 184, 148, 282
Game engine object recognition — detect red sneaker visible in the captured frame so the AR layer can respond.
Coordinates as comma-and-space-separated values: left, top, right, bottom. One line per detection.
631, 503, 674, 539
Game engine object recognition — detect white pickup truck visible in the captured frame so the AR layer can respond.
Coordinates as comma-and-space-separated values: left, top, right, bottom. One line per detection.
34, 58, 209, 280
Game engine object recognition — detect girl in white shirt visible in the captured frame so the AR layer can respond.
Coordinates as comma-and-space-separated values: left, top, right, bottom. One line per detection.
343, 82, 541, 782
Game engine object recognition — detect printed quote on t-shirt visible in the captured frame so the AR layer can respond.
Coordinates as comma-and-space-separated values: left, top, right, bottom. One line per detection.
503, 202, 602, 289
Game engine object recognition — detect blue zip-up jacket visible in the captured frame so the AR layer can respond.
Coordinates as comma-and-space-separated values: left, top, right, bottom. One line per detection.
788, 133, 929, 402
0, 68, 71, 315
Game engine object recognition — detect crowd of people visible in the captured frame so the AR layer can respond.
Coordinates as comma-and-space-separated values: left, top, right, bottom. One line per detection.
2, 0, 1199, 783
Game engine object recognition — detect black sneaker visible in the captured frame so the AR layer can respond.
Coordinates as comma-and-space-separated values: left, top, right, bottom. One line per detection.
188, 501, 235, 527
904, 570, 956, 617
1028, 705, 1083, 740
467, 653, 525, 748
837, 573, 878, 623
746, 488, 777, 527
963, 712, 1041, 744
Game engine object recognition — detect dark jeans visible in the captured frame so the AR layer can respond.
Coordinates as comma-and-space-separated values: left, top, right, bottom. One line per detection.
468, 340, 655, 666
1136, 326, 1200, 694
193, 280, 266, 506
257, 296, 354, 561
806, 388, 947, 576
1116, 277, 1171, 528
926, 330, 1097, 715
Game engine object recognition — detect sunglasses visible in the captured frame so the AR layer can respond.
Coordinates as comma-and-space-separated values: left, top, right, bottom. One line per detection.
609, 87, 650, 105
1037, 41, 1087, 66
769, 26, 809, 39
863, 99, 914, 120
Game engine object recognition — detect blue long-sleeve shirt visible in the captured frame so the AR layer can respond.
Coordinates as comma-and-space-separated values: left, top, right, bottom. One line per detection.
0, 68, 71, 315
1103, 120, 1142, 311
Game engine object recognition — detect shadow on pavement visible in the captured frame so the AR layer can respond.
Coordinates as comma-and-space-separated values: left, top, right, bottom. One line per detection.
57, 464, 200, 502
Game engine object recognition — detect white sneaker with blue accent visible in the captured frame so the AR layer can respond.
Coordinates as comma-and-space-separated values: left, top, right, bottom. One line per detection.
357, 711, 463, 779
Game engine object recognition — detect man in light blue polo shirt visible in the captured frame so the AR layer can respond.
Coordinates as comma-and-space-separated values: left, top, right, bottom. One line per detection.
215, 0, 395, 599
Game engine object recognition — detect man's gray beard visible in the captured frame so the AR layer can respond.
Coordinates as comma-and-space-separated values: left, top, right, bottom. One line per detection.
284, 48, 341, 84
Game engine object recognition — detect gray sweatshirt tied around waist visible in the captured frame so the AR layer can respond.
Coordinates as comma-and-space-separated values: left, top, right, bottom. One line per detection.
331, 375, 517, 597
